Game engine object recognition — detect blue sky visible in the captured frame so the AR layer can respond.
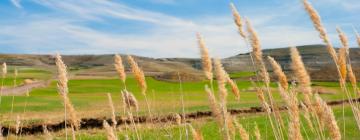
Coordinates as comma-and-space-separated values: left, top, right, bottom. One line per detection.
0, 0, 359, 58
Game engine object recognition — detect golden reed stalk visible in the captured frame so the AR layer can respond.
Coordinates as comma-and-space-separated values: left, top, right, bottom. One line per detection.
214, 58, 231, 140
300, 102, 314, 131
214, 59, 228, 105
254, 123, 261, 140
114, 54, 126, 84
278, 84, 303, 140
42, 125, 53, 140
245, 19, 270, 86
196, 33, 213, 81
314, 94, 341, 140
302, 0, 338, 61
55, 54, 80, 129
127, 55, 147, 95
205, 85, 222, 125
337, 27, 360, 95
268, 56, 288, 90
122, 90, 139, 112
103, 120, 118, 140
354, 28, 360, 48
233, 118, 249, 140
336, 27, 349, 51
188, 124, 204, 140
227, 77, 240, 100
290, 47, 312, 106
338, 48, 347, 86
230, 3, 246, 39
2, 63, 6, 78
348, 65, 358, 94
246, 19, 285, 136
107, 93, 117, 128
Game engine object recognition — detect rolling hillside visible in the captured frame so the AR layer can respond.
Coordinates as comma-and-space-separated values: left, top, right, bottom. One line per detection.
1, 44, 359, 81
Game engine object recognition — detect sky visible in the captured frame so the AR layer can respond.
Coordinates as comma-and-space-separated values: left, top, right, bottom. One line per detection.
0, 0, 359, 58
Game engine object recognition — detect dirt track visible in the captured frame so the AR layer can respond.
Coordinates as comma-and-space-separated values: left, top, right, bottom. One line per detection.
2, 97, 359, 136
0, 81, 50, 96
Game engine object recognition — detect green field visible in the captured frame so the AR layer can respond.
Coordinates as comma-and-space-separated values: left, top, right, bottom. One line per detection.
1, 67, 359, 139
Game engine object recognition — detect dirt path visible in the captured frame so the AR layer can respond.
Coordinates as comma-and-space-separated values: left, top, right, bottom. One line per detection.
0, 81, 50, 96
2, 97, 359, 136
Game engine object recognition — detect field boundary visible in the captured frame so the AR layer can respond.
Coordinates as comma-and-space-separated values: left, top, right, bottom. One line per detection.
3, 97, 359, 136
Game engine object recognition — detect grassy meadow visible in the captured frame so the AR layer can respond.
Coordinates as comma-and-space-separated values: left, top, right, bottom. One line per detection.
0, 66, 358, 139
1, 0, 360, 140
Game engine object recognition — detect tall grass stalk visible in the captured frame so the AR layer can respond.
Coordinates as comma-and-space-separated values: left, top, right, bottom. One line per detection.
246, 18, 285, 140
19, 90, 29, 138
0, 63, 7, 105
8, 68, 17, 138
177, 72, 188, 140
127, 55, 152, 123
302, 1, 360, 133
55, 54, 80, 139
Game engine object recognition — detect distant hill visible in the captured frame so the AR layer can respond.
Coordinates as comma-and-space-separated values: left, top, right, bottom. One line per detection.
1, 44, 359, 81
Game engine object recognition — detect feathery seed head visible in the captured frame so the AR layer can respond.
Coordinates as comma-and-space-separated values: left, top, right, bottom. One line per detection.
55, 54, 80, 129
336, 27, 349, 50
127, 55, 147, 95
314, 94, 341, 140
290, 47, 312, 95
227, 78, 240, 100
107, 93, 117, 128
230, 3, 246, 38
268, 56, 288, 90
205, 85, 222, 125
2, 63, 6, 77
302, 0, 338, 61
114, 54, 126, 83
355, 28, 360, 48
214, 58, 228, 103
338, 47, 347, 82
122, 90, 139, 111
196, 33, 213, 80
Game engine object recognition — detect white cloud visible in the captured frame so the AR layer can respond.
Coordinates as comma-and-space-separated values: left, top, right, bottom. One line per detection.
316, 0, 360, 11
150, 0, 176, 4
1, 0, 353, 58
10, 0, 22, 9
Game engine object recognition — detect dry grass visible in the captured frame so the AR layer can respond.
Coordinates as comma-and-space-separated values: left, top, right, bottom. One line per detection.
196, 33, 213, 81
114, 54, 126, 84
188, 124, 204, 140
55, 54, 80, 129
233, 118, 249, 140
302, 0, 338, 61
245, 19, 270, 86
230, 3, 246, 39
278, 84, 302, 140
107, 93, 117, 128
103, 120, 118, 140
268, 56, 288, 90
127, 55, 147, 95
314, 94, 341, 140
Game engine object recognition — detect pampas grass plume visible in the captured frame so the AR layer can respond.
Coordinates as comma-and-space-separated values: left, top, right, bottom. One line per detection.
127, 55, 147, 95
196, 33, 213, 81
230, 3, 246, 38
114, 54, 126, 83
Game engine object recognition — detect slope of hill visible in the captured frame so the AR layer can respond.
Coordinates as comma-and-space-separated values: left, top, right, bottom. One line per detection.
1, 45, 359, 81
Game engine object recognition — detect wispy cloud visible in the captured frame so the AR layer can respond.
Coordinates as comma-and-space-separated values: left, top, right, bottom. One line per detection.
0, 0, 358, 57
150, 0, 176, 4
10, 0, 22, 9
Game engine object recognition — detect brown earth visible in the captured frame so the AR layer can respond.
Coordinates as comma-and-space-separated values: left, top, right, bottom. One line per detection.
2, 97, 359, 136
